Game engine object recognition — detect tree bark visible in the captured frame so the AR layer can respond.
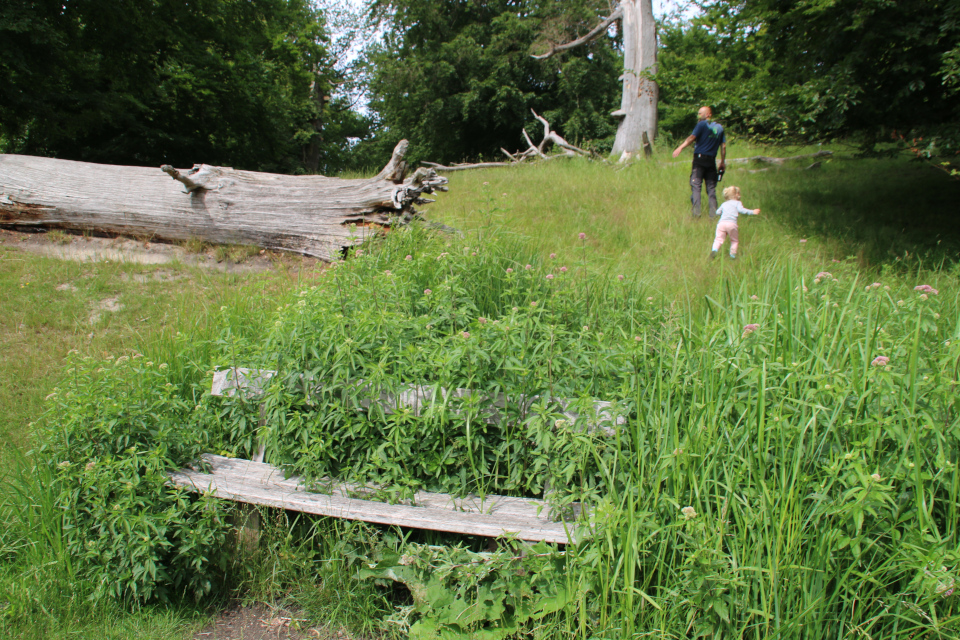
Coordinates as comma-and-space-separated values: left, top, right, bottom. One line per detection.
0, 141, 446, 261
610, 0, 658, 162
533, 0, 658, 163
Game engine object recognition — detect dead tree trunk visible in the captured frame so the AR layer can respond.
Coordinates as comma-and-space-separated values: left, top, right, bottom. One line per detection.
533, 0, 657, 163
0, 141, 446, 261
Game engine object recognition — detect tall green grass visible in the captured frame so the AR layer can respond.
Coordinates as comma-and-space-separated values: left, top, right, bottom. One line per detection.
1, 151, 958, 639
32, 218, 959, 638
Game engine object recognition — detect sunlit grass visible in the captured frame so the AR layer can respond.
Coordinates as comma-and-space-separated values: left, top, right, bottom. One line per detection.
428, 145, 960, 297
0, 148, 958, 638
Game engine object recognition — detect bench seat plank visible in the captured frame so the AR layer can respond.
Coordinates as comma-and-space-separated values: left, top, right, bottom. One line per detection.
170, 454, 580, 544
200, 455, 559, 520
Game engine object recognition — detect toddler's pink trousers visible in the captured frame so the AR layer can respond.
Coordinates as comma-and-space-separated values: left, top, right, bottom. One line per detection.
713, 220, 739, 254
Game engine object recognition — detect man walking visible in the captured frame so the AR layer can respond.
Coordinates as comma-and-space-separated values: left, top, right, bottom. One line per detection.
672, 106, 726, 218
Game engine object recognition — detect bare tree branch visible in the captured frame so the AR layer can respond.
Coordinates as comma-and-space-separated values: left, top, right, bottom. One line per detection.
531, 110, 594, 157
531, 4, 624, 60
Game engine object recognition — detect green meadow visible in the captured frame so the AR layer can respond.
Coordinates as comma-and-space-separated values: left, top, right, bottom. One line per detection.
1, 148, 958, 639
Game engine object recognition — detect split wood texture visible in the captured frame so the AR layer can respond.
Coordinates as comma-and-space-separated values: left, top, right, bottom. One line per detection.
0, 140, 447, 261
170, 455, 581, 544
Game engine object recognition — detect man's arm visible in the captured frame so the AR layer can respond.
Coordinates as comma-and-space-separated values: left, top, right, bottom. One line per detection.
719, 143, 726, 170
672, 135, 696, 158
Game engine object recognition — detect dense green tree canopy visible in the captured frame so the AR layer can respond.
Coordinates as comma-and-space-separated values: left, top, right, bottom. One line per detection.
657, 0, 960, 153
0, 0, 335, 172
361, 0, 622, 165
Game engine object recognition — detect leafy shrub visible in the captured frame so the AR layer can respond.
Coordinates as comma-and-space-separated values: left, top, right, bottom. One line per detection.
40, 354, 232, 602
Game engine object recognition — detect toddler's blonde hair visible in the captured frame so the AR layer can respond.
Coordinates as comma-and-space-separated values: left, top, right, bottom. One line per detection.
723, 186, 741, 201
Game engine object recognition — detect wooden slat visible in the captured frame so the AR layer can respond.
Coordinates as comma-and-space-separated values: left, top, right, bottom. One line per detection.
210, 368, 624, 434
201, 455, 560, 520
170, 455, 580, 544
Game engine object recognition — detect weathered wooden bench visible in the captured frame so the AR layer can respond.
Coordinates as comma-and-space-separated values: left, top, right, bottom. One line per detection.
169, 368, 625, 544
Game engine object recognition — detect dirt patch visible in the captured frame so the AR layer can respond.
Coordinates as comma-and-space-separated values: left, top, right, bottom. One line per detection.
0, 228, 324, 274
55, 283, 78, 292
89, 296, 123, 324
193, 603, 353, 640
120, 269, 188, 283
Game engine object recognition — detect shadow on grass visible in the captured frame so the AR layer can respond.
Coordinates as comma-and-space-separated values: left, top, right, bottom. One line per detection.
758, 156, 960, 266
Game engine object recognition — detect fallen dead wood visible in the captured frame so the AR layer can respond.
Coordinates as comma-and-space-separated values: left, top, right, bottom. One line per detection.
746, 161, 824, 174
421, 161, 513, 172
662, 150, 833, 167
725, 150, 833, 165
424, 110, 595, 172
0, 141, 447, 261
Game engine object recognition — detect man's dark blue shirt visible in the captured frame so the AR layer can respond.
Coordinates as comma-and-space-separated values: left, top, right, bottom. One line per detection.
691, 120, 725, 156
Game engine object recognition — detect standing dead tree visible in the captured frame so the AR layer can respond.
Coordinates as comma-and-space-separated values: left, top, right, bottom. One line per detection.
533, 0, 657, 163
0, 141, 446, 261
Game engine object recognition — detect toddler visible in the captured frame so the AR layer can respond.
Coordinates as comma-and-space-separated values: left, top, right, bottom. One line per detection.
711, 186, 760, 259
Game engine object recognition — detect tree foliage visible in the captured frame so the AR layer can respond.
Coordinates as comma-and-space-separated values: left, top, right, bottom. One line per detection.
362, 0, 622, 164
658, 0, 960, 153
0, 0, 336, 172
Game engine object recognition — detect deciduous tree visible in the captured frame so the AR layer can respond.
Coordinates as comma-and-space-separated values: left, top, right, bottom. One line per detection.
0, 0, 338, 172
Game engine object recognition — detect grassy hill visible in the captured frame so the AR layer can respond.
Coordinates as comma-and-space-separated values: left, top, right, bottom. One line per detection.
0, 148, 958, 639
429, 146, 960, 294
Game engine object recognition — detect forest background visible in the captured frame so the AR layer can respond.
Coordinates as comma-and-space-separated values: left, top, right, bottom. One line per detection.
3, 2, 960, 639
2, 0, 959, 174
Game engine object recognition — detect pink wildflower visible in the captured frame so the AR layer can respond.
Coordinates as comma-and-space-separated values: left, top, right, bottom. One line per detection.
750, 295, 759, 300
871, 282, 881, 288
634, 336, 642, 341
405, 254, 412, 261
506, 268, 513, 273
742, 323, 760, 337
549, 253, 557, 259
546, 274, 554, 280
816, 271, 832, 279
617, 274, 625, 282
578, 232, 586, 240
478, 317, 487, 324
871, 355, 890, 367
799, 239, 807, 243
914, 284, 939, 295
424, 289, 432, 295
525, 264, 532, 270
530, 301, 538, 307
384, 270, 392, 276
559, 266, 568, 273
462, 331, 470, 339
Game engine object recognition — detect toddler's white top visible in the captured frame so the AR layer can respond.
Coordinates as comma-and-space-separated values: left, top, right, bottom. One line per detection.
717, 199, 756, 223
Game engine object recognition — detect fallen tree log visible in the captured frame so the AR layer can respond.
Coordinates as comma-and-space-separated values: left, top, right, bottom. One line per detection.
423, 110, 595, 172
660, 150, 833, 167
0, 141, 446, 261
724, 150, 833, 165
